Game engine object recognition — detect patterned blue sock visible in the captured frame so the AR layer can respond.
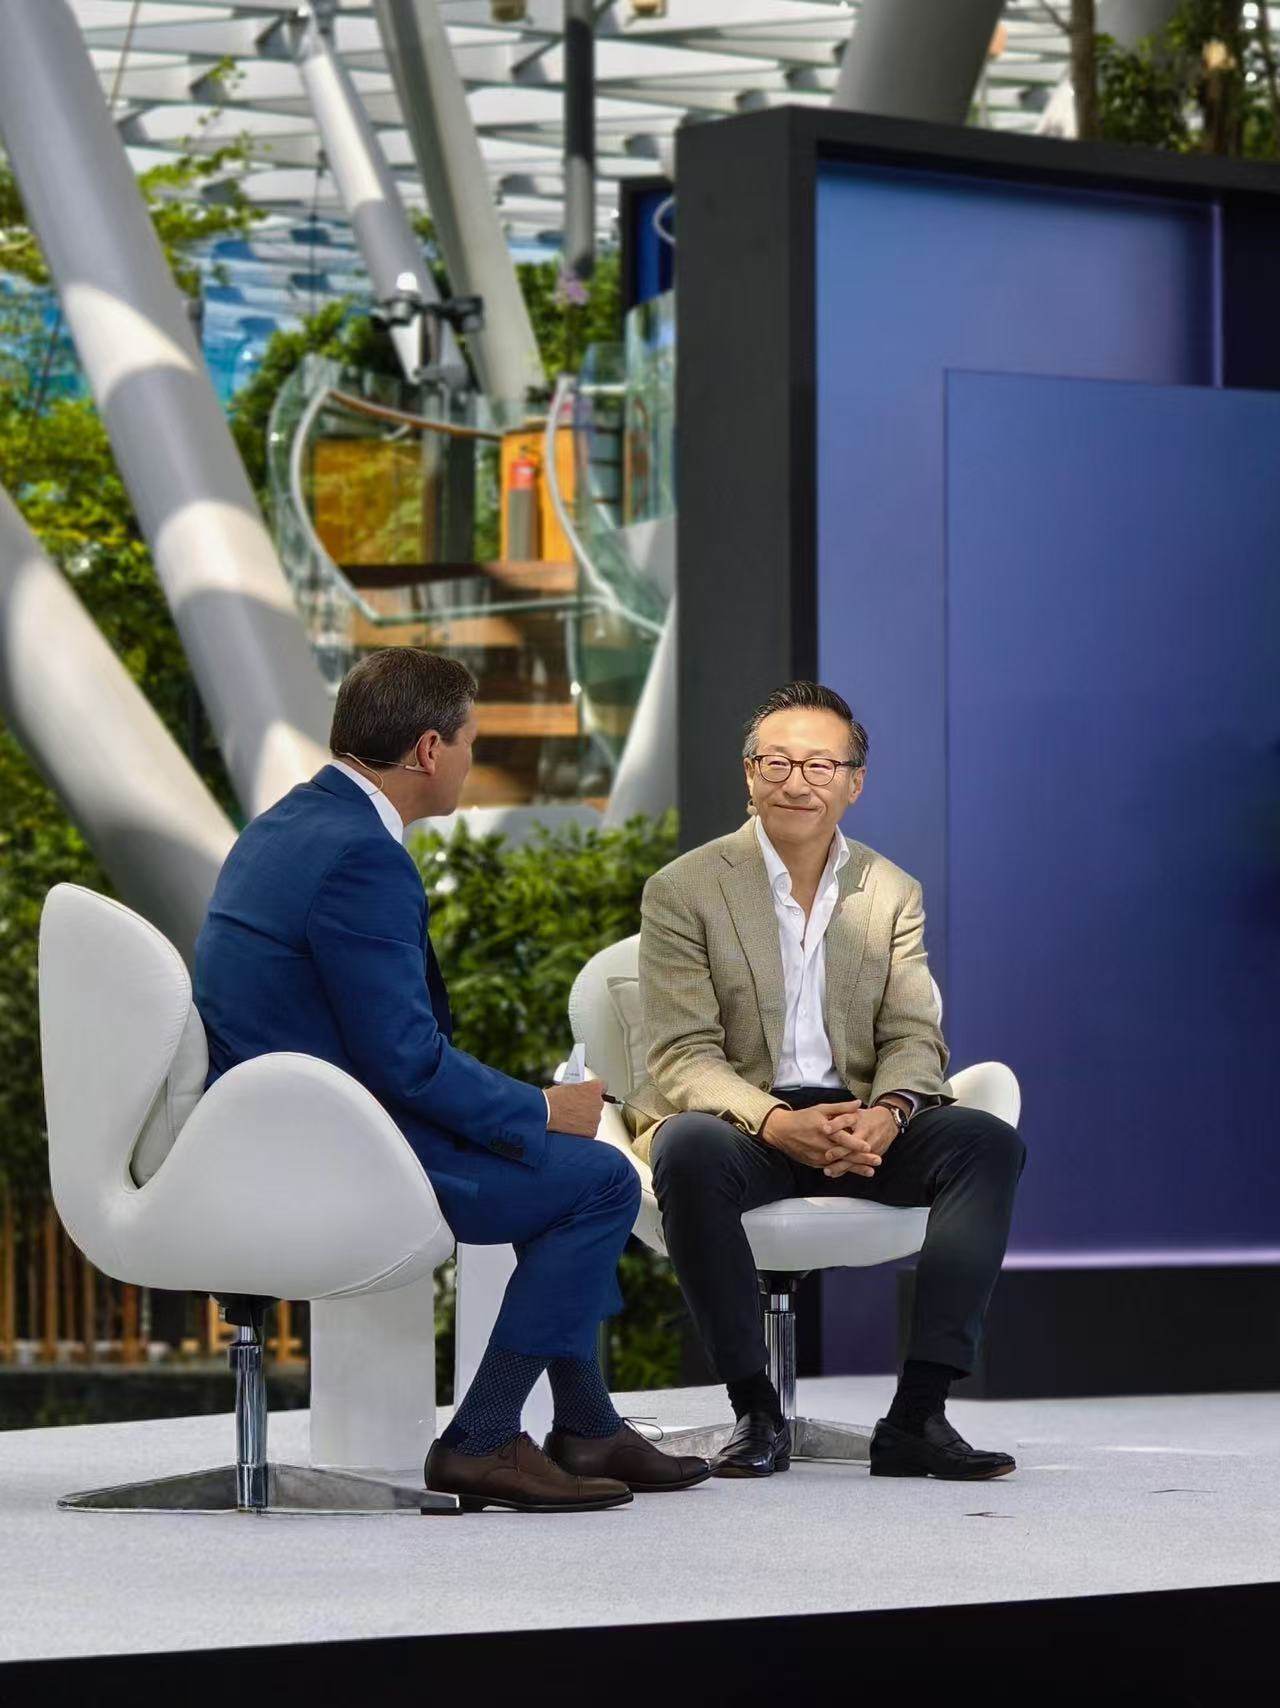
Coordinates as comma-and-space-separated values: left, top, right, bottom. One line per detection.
440, 1345, 546, 1456
548, 1355, 624, 1439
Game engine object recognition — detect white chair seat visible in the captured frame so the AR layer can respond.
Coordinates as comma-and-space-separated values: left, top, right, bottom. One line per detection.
741, 1199, 930, 1274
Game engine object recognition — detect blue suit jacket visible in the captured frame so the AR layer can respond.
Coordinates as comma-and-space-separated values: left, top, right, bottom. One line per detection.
193, 766, 548, 1193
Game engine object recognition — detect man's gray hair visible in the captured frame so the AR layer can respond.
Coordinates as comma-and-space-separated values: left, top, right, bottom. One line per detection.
742, 680, 869, 768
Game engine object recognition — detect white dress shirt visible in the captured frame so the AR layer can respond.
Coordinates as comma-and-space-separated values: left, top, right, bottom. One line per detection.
331, 758, 405, 842
755, 817, 849, 1088
329, 757, 552, 1127
755, 817, 918, 1114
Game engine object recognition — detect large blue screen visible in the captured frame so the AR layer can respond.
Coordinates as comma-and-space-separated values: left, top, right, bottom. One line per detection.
813, 160, 1278, 1275
946, 371, 1280, 1254
816, 162, 1216, 988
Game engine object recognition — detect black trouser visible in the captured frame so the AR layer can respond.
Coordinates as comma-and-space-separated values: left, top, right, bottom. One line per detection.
649, 1089, 1026, 1384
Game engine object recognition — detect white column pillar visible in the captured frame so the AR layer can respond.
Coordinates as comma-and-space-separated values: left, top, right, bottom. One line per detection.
373, 0, 545, 405
0, 484, 235, 962
832, 0, 1007, 125
0, 0, 331, 821
289, 2, 466, 388
0, 0, 334, 819
602, 599, 676, 827
309, 1276, 441, 1479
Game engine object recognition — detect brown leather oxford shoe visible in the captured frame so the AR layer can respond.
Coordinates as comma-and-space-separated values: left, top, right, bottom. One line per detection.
424, 1432, 633, 1513
544, 1422, 712, 1493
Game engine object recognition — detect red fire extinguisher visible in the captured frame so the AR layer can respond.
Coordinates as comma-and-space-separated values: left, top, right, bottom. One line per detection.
506, 455, 540, 561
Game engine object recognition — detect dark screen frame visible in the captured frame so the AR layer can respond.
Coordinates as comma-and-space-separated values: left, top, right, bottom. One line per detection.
674, 106, 1280, 847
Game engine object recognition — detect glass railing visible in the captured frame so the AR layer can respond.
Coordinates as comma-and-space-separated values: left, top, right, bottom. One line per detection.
268, 356, 601, 805
268, 292, 677, 810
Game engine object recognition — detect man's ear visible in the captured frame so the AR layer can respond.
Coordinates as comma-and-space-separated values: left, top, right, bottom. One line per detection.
416, 730, 441, 774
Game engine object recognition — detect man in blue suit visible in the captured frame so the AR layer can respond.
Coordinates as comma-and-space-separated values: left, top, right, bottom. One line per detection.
195, 648, 708, 1511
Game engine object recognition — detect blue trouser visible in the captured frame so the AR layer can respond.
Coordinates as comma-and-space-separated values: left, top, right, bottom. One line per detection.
426, 1131, 641, 1363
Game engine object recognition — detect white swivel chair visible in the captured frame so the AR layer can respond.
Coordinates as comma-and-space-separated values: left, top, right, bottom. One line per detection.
38, 884, 460, 1515
568, 934, 1021, 1463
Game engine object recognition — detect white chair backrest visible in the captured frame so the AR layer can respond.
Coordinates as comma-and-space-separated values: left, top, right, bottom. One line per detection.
567, 936, 945, 1096
568, 934, 643, 1095
39, 885, 208, 1254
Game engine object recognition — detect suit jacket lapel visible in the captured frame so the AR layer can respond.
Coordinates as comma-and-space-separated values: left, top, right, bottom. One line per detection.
823, 842, 876, 1048
718, 821, 785, 1066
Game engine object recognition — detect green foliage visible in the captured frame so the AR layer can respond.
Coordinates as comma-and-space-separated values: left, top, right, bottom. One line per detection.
226, 299, 405, 493
412, 812, 686, 1390
0, 130, 262, 297
1096, 0, 1280, 157
517, 250, 622, 378
413, 811, 675, 1083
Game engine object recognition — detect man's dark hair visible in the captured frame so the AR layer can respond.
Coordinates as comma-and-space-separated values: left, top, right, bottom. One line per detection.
329, 648, 477, 767
743, 680, 869, 768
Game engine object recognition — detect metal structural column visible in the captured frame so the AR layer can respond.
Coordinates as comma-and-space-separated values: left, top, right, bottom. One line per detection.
286, 1, 466, 387
0, 484, 235, 962
0, 0, 331, 822
563, 0, 596, 282
832, 0, 1007, 125
373, 0, 545, 404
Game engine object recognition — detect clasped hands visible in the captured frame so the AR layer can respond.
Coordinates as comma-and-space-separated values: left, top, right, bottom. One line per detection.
760, 1099, 898, 1178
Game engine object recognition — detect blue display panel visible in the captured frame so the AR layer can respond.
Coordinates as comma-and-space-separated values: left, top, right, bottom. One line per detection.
815, 162, 1217, 989
945, 371, 1280, 1255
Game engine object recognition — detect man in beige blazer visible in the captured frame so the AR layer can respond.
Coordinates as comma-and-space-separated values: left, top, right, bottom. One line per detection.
633, 681, 1025, 1481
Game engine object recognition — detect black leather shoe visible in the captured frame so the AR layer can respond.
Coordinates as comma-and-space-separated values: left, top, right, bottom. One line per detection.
711, 1410, 791, 1478
869, 1414, 1015, 1480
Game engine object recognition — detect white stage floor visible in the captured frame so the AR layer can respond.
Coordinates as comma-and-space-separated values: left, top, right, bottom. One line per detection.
1, 1376, 1278, 1665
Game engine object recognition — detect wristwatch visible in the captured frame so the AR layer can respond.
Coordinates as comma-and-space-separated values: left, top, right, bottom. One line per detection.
874, 1099, 910, 1141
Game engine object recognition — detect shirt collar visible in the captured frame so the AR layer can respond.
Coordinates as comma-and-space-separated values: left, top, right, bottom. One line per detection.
754, 815, 848, 901
330, 758, 405, 844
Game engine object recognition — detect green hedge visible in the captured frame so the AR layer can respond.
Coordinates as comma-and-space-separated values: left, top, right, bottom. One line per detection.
413, 813, 686, 1395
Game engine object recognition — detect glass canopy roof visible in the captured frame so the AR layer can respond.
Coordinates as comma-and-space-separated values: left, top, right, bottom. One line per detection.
69, 0, 1080, 250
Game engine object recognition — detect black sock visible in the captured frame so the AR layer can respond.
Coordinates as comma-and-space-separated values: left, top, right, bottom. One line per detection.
726, 1369, 783, 1428
548, 1355, 624, 1439
439, 1345, 545, 1456
885, 1358, 965, 1435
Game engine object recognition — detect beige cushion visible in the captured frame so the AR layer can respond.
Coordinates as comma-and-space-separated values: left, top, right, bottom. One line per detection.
605, 975, 645, 1096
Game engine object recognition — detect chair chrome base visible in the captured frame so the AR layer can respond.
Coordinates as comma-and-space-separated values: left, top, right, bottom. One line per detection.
652, 1272, 877, 1467
656, 1417, 873, 1464
58, 1298, 462, 1516
59, 1463, 461, 1515
59, 1463, 460, 1515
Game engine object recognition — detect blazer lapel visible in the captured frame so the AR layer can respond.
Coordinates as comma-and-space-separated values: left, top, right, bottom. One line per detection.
822, 842, 876, 1046
718, 821, 785, 1066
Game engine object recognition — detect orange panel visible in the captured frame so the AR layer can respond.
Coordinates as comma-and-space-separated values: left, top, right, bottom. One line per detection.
499, 425, 575, 563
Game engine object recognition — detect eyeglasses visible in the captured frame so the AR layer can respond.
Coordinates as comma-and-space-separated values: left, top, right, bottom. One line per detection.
749, 755, 859, 787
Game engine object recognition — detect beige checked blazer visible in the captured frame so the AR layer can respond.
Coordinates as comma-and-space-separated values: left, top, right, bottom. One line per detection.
626, 819, 954, 1164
